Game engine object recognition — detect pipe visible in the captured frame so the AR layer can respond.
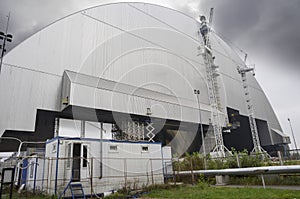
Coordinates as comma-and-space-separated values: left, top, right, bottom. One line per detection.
33, 157, 38, 192
178, 165, 300, 176
41, 156, 46, 192
99, 122, 103, 179
54, 138, 60, 195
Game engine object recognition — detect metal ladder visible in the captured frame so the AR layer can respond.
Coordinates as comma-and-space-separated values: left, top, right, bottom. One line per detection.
237, 67, 269, 156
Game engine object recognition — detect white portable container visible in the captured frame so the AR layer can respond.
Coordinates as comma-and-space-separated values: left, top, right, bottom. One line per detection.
39, 137, 171, 196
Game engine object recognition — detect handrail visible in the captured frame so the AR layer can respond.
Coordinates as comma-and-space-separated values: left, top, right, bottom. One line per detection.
58, 178, 72, 199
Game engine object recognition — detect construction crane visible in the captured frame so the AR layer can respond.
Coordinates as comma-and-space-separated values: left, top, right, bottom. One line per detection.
199, 8, 230, 158
237, 55, 269, 157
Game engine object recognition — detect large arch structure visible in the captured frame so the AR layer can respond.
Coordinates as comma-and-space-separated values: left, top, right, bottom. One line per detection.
0, 2, 289, 155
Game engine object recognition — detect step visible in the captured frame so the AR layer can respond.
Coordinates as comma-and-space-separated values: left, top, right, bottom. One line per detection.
70, 183, 86, 199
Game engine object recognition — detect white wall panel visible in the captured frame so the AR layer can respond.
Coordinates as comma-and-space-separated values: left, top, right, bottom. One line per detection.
0, 64, 61, 134
0, 2, 283, 137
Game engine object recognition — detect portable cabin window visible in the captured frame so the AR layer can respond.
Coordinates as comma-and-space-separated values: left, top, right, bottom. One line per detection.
52, 143, 57, 153
109, 145, 118, 152
142, 146, 149, 152
83, 145, 88, 168
29, 163, 34, 178
66, 143, 72, 169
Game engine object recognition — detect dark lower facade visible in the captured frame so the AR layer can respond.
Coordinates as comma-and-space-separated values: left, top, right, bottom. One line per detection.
0, 106, 290, 156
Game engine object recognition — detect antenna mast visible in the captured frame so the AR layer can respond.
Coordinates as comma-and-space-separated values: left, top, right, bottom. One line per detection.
0, 12, 13, 74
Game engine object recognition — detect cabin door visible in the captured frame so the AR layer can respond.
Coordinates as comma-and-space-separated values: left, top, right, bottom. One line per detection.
72, 143, 89, 181
80, 144, 89, 179
72, 143, 81, 181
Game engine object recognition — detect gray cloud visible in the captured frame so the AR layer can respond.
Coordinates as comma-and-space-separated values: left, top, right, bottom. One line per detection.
198, 0, 300, 72
0, 0, 98, 51
197, 0, 300, 148
3, 0, 299, 70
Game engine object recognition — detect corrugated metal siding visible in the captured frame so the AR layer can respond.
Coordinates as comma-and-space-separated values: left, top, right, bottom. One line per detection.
0, 2, 282, 138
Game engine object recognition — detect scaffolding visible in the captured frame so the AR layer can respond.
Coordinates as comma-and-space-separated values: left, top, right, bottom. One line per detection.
237, 65, 269, 157
199, 8, 230, 158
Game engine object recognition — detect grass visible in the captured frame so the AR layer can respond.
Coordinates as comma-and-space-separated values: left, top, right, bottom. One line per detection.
105, 184, 300, 199
1, 195, 54, 199
0, 190, 56, 199
229, 175, 300, 186
2, 184, 300, 199
143, 185, 300, 199
3, 181, 300, 199
1, 194, 55, 199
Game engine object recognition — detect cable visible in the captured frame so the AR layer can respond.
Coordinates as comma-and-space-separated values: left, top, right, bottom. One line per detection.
1, 5, 248, 82
2, 7, 245, 82
81, 9, 252, 94
3, 63, 61, 78
212, 29, 258, 67
213, 30, 247, 56
81, 12, 205, 67
126, 4, 245, 67
17, 156, 40, 170
128, 4, 200, 44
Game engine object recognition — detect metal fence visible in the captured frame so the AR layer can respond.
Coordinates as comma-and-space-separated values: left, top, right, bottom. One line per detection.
1, 149, 300, 197
169, 150, 300, 185
173, 150, 300, 173
0, 155, 172, 198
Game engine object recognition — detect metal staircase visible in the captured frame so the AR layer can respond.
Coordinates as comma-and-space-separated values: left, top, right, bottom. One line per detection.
59, 180, 86, 199
70, 182, 86, 199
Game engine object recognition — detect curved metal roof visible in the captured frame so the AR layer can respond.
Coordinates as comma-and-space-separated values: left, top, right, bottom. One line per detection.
0, 2, 283, 143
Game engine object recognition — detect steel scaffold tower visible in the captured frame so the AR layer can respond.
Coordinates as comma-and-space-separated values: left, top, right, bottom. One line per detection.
199, 8, 230, 158
237, 65, 269, 156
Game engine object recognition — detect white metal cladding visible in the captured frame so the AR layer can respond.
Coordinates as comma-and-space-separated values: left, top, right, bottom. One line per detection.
63, 70, 213, 124
0, 2, 283, 136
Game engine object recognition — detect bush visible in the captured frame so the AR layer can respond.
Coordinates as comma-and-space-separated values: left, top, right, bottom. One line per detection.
229, 175, 300, 186
197, 174, 210, 189
174, 149, 268, 171
173, 152, 206, 171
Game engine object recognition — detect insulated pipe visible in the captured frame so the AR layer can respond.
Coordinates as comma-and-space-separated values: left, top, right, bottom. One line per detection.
17, 141, 45, 157
178, 165, 300, 176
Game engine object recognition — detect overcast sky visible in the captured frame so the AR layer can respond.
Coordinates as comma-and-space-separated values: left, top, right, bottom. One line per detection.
0, 0, 299, 149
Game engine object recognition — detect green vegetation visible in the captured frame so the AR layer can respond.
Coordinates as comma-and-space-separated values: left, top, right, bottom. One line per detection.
1, 193, 55, 199
4, 150, 300, 199
229, 175, 300, 186
0, 188, 56, 199
143, 185, 300, 199
173, 150, 264, 171
173, 149, 300, 171
104, 184, 300, 199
